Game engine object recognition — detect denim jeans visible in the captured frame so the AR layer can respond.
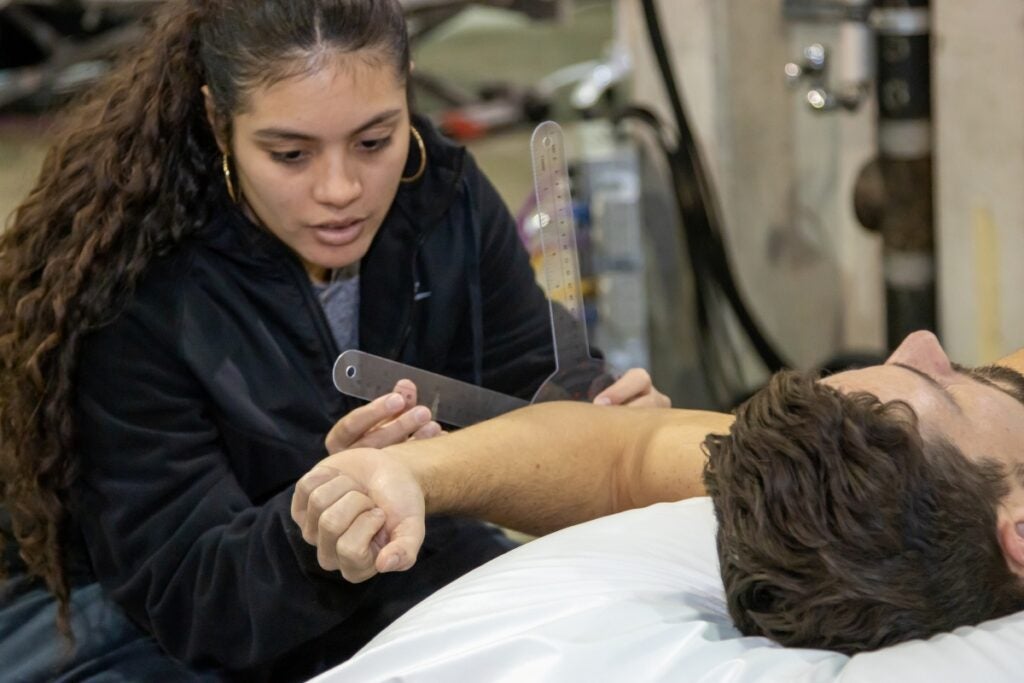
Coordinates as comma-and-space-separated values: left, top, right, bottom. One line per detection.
0, 579, 219, 682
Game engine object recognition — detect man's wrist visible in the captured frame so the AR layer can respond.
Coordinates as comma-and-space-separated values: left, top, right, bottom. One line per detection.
384, 438, 447, 515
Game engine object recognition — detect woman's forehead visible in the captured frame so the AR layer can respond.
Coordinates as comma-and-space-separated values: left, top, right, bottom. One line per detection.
236, 50, 404, 115
236, 57, 406, 130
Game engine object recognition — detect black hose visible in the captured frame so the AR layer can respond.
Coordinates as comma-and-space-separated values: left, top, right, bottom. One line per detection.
638, 0, 789, 373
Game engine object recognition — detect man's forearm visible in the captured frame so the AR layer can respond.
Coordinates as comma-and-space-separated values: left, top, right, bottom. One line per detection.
384, 402, 734, 536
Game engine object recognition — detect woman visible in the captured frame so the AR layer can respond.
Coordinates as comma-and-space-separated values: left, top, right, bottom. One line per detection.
0, 0, 666, 679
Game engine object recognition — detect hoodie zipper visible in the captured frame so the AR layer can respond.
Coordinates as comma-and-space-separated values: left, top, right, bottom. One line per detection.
385, 151, 468, 361
386, 230, 431, 360
282, 254, 341, 371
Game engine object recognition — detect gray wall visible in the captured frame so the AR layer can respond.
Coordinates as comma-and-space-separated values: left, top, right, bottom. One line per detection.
934, 0, 1024, 364
621, 0, 884, 378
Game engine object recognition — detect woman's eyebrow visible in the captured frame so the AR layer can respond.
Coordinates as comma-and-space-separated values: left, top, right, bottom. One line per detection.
349, 109, 402, 135
251, 110, 403, 143
253, 128, 316, 142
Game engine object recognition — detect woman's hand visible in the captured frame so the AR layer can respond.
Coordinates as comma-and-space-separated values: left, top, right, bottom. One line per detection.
592, 368, 670, 408
325, 379, 443, 452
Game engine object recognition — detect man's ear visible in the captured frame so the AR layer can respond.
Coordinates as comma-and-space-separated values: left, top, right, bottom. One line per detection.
201, 85, 228, 155
996, 508, 1024, 578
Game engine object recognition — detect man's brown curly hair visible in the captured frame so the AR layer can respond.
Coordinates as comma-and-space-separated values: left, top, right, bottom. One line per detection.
702, 370, 1024, 655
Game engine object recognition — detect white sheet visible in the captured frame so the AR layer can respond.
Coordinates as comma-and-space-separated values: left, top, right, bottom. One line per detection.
311, 498, 1024, 683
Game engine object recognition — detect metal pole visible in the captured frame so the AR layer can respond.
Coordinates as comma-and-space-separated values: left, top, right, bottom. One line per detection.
861, 0, 935, 349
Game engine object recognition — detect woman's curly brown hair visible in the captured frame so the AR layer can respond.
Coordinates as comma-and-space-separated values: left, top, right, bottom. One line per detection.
703, 370, 1024, 654
0, 0, 412, 638
0, 3, 218, 634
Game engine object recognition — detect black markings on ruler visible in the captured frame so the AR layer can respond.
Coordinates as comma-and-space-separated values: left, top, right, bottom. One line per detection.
530, 121, 593, 368
333, 350, 527, 428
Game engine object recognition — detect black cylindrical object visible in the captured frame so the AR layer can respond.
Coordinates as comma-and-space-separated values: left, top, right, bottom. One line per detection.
866, 0, 935, 349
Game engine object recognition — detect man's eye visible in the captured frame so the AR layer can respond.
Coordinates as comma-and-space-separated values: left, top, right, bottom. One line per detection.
270, 150, 307, 164
360, 136, 392, 152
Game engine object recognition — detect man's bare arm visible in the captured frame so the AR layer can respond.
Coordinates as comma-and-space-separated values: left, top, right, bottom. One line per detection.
393, 401, 733, 535
291, 402, 733, 580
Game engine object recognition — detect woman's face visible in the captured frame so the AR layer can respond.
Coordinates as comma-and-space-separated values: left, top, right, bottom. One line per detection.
226, 53, 411, 282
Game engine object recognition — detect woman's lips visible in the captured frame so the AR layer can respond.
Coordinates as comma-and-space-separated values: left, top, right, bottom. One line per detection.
310, 219, 365, 246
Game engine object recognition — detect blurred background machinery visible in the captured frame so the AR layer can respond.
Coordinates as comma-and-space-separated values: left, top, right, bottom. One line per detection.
3, 0, 1023, 409
0, 1, 574, 112
619, 0, 1024, 393
0, 0, 150, 110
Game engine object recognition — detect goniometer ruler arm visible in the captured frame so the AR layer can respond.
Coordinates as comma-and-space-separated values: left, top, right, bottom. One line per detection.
332, 350, 527, 428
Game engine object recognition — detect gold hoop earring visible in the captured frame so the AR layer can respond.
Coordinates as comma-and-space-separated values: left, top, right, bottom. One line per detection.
222, 153, 238, 203
400, 126, 427, 184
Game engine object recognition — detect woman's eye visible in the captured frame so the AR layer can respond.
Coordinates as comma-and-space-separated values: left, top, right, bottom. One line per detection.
270, 150, 307, 164
360, 136, 392, 152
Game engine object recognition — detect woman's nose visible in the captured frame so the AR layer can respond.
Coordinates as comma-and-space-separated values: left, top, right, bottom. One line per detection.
313, 157, 361, 208
885, 330, 955, 378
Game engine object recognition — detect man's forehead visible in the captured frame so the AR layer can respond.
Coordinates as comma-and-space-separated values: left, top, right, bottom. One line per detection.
962, 364, 1024, 407
818, 365, 956, 425
821, 361, 1024, 435
820, 365, 908, 400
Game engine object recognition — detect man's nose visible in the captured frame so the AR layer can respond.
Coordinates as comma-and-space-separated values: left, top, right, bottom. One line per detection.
885, 330, 955, 378
313, 156, 361, 208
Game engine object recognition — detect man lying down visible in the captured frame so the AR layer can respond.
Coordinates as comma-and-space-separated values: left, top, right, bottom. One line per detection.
291, 331, 1024, 655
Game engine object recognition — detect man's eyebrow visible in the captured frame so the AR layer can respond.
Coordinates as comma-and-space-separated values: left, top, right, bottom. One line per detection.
891, 363, 943, 390
890, 363, 961, 412
252, 109, 403, 142
958, 363, 1024, 409
894, 362, 1024, 413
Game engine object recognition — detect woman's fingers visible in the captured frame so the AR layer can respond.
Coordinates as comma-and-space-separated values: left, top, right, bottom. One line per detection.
592, 368, 671, 408
410, 420, 442, 441
324, 380, 432, 452
324, 392, 409, 452
354, 405, 434, 448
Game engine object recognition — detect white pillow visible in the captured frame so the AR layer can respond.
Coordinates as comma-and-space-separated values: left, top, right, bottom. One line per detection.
311, 498, 1024, 683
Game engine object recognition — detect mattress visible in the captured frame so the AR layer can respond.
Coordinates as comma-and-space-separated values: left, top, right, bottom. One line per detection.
311, 497, 1024, 682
